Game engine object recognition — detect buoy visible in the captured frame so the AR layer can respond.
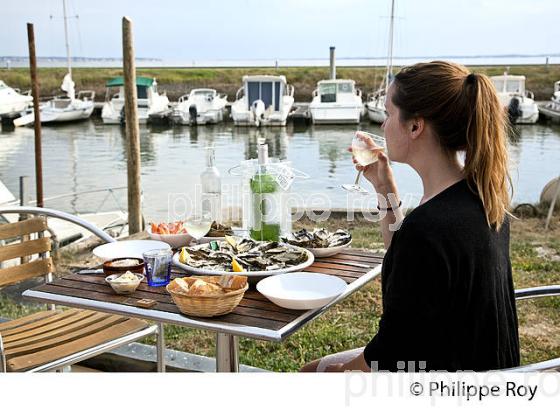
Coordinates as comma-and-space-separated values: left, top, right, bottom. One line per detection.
540, 177, 560, 205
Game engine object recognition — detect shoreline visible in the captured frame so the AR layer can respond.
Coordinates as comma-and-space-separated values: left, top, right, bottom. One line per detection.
1, 64, 559, 102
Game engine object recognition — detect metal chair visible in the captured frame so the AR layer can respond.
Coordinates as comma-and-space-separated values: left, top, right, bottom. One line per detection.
505, 285, 560, 372
0, 206, 158, 372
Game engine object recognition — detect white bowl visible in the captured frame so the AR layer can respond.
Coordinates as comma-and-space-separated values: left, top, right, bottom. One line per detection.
146, 226, 194, 248
306, 240, 352, 258
256, 272, 347, 310
93, 240, 171, 261
105, 273, 144, 295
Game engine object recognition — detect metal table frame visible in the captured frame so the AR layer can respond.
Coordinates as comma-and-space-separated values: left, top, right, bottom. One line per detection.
24, 265, 382, 372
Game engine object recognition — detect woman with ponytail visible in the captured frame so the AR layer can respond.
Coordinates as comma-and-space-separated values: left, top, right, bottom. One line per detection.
301, 61, 520, 372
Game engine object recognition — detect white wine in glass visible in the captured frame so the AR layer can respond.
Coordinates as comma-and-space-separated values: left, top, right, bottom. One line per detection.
342, 131, 386, 194
185, 214, 213, 240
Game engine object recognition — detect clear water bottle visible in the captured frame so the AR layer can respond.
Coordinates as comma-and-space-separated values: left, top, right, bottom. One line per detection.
200, 146, 222, 222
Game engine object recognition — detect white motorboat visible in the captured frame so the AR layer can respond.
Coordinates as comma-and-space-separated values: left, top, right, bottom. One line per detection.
366, 0, 395, 124
102, 76, 169, 124
170, 88, 227, 125
538, 81, 560, 123
490, 73, 539, 124
0, 81, 32, 117
309, 79, 363, 124
231, 75, 294, 126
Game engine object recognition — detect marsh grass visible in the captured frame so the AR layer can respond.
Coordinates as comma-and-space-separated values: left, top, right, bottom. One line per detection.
1, 64, 558, 103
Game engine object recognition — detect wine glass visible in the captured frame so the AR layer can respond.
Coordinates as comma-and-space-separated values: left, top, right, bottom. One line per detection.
184, 213, 213, 241
342, 131, 386, 194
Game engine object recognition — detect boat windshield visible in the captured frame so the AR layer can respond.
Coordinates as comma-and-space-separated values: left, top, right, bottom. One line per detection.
337, 82, 354, 93
137, 86, 148, 99
194, 90, 214, 98
506, 80, 524, 93
319, 83, 337, 103
0, 81, 6, 90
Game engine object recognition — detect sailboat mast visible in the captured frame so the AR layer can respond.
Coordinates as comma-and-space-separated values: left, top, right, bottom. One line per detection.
385, 0, 395, 94
62, 0, 71, 77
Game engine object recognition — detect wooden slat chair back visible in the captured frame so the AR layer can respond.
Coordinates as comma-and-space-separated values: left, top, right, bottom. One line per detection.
0, 218, 54, 289
0, 216, 157, 372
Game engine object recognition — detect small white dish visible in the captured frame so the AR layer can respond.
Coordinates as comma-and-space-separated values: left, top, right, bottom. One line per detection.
93, 240, 171, 261
256, 272, 347, 310
306, 239, 352, 258
105, 273, 144, 294
146, 226, 194, 248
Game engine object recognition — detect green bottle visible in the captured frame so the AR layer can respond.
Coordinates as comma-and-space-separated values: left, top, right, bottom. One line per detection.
249, 142, 281, 241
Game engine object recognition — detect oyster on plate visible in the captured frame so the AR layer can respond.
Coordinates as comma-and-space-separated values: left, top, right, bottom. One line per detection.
281, 228, 352, 249
178, 235, 310, 272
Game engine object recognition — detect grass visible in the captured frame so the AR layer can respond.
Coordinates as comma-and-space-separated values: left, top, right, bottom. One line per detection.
1, 214, 559, 371
1, 64, 559, 103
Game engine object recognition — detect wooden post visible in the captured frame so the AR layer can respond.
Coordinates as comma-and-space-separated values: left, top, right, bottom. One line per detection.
27, 23, 44, 208
122, 17, 142, 234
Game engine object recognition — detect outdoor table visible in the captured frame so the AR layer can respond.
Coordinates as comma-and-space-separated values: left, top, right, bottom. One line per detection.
23, 249, 383, 372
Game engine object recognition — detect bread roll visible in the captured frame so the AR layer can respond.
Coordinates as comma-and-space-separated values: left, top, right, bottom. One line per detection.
188, 279, 224, 296
173, 277, 190, 294
218, 275, 248, 290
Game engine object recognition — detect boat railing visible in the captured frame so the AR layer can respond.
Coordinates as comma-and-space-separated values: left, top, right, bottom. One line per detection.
235, 87, 244, 100
21, 186, 129, 217
286, 84, 295, 97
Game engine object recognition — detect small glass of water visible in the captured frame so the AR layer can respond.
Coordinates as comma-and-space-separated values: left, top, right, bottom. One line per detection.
143, 248, 172, 287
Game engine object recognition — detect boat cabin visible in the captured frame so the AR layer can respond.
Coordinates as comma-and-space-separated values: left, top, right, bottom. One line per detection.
315, 79, 357, 103
241, 75, 288, 111
105, 76, 158, 107
491, 75, 526, 95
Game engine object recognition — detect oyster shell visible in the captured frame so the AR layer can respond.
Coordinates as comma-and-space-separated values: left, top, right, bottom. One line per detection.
281, 228, 352, 249
178, 235, 309, 272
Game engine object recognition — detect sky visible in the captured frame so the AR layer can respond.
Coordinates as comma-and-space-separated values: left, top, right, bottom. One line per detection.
0, 0, 557, 60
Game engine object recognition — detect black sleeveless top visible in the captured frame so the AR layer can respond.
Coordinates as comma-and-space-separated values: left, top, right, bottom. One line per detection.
363, 179, 520, 371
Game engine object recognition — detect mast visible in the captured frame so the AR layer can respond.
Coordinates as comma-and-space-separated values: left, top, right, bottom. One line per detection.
62, 0, 71, 77
385, 0, 395, 94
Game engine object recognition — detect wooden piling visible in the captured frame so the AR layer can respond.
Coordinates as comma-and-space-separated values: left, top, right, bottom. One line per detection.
122, 17, 143, 234
27, 23, 43, 208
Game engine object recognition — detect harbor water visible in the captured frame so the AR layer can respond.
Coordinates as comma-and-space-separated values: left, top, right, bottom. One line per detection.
0, 120, 559, 222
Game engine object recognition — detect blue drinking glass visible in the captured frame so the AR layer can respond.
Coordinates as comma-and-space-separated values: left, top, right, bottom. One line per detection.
143, 248, 172, 287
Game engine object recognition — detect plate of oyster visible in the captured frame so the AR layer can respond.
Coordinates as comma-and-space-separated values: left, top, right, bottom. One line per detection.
172, 235, 314, 278
281, 228, 352, 258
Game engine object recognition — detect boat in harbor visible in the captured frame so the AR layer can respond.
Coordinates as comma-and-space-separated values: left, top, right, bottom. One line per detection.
170, 88, 228, 125
13, 0, 95, 127
538, 81, 560, 123
309, 79, 363, 124
231, 75, 294, 126
101, 76, 170, 124
490, 73, 539, 124
0, 81, 33, 118
366, 0, 395, 124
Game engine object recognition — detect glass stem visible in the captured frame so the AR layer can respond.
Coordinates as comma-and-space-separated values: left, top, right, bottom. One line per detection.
354, 170, 362, 186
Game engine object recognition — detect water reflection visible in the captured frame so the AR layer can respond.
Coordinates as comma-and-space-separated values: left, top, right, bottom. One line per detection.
0, 118, 558, 220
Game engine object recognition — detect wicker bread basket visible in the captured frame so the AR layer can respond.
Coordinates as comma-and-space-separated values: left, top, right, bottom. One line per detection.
166, 281, 248, 318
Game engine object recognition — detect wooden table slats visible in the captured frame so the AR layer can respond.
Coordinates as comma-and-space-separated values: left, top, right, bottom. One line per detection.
26, 249, 384, 337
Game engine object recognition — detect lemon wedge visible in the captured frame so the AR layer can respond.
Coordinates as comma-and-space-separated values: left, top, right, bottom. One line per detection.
179, 248, 190, 264
232, 259, 245, 272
